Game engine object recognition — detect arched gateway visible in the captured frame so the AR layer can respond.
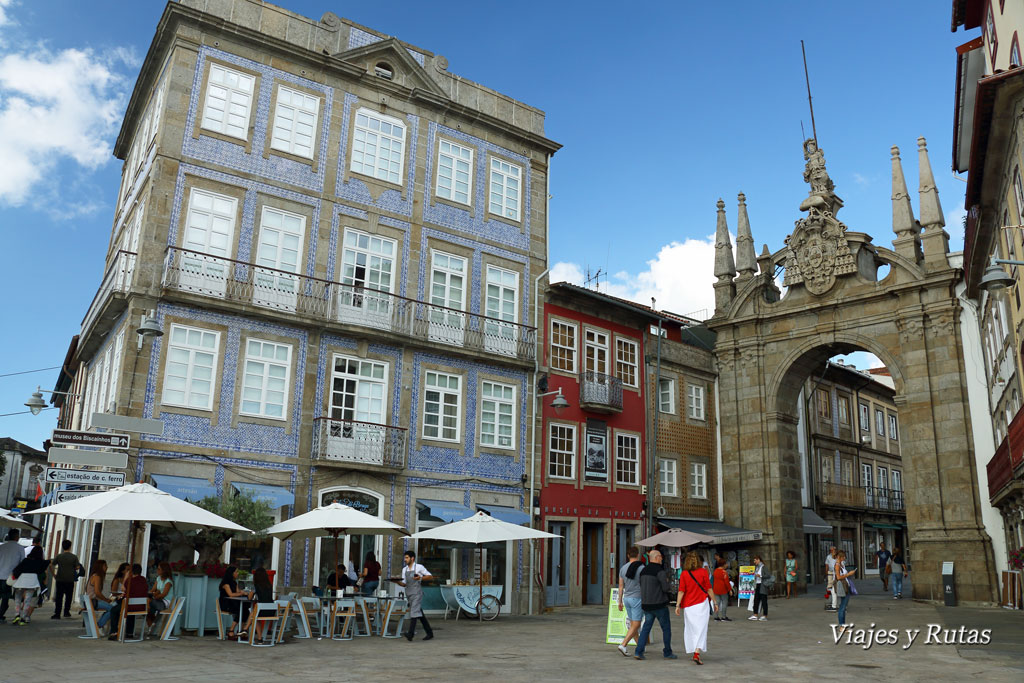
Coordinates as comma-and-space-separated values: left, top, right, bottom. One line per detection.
706, 138, 998, 603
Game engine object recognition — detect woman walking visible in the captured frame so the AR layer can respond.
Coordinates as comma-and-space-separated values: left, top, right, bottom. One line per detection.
10, 545, 49, 625
785, 550, 798, 598
889, 547, 908, 599
833, 549, 855, 635
675, 550, 718, 665
712, 558, 732, 621
748, 555, 770, 621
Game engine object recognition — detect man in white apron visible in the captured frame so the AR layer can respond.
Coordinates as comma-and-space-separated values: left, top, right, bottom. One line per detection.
398, 550, 434, 641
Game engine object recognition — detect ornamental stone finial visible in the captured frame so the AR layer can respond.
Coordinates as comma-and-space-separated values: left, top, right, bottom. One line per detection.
917, 137, 944, 230
714, 198, 736, 281
890, 145, 918, 238
735, 192, 757, 279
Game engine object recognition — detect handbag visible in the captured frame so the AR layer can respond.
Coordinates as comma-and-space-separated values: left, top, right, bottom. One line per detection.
847, 578, 858, 596
885, 562, 892, 575
687, 570, 714, 607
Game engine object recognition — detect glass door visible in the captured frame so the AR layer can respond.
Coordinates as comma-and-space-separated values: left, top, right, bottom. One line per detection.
428, 251, 466, 346
253, 207, 303, 311
483, 265, 518, 356
546, 521, 570, 606
338, 229, 395, 330
327, 356, 388, 464
180, 189, 236, 296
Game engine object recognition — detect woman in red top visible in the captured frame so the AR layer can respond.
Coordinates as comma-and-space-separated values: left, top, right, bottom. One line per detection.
712, 558, 734, 622
674, 551, 718, 665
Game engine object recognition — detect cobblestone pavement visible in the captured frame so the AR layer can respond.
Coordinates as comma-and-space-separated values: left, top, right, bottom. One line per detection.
0, 582, 1021, 682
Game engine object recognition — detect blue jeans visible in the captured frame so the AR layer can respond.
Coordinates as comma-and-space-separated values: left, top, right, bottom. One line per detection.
837, 594, 850, 625
634, 605, 672, 657
892, 573, 903, 596
361, 580, 379, 596
95, 599, 114, 628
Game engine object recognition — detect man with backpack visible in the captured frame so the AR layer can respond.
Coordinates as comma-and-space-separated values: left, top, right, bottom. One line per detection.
632, 549, 677, 660
616, 546, 644, 657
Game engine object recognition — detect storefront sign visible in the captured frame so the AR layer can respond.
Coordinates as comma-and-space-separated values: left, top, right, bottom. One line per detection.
738, 565, 756, 602
605, 587, 631, 644
584, 422, 607, 481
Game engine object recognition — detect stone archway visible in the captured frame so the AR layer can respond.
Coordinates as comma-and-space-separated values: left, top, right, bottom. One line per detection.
707, 139, 998, 603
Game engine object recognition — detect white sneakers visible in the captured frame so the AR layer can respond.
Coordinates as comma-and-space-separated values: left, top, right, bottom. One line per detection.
747, 615, 768, 621
617, 644, 629, 657
758, 616, 767, 621
748, 615, 759, 621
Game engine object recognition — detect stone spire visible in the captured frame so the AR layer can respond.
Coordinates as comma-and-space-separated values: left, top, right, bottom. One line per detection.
917, 136, 950, 266
890, 145, 917, 238
735, 192, 757, 280
713, 198, 736, 315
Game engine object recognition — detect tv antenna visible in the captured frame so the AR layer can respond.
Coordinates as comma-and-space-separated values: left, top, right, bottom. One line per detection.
584, 267, 604, 291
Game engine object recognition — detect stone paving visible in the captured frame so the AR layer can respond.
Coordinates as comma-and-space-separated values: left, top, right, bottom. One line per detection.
0, 582, 1021, 682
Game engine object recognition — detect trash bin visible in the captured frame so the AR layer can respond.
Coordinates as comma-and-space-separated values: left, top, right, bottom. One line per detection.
941, 561, 955, 606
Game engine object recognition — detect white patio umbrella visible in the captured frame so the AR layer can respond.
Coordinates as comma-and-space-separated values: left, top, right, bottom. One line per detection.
28, 482, 251, 565
0, 510, 40, 533
636, 527, 715, 548
263, 502, 407, 587
409, 511, 560, 620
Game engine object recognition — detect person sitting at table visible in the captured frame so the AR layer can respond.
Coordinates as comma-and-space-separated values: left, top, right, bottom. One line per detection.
85, 560, 114, 632
325, 563, 353, 593
109, 563, 129, 596
242, 567, 275, 640
146, 561, 174, 631
360, 551, 381, 596
108, 563, 149, 641
219, 565, 252, 640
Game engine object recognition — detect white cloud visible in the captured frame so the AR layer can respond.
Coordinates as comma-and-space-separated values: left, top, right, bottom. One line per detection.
852, 172, 870, 186
0, 45, 131, 209
0, 0, 16, 28
551, 234, 720, 319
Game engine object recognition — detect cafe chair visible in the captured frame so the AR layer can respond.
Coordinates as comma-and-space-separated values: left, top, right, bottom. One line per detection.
79, 595, 101, 640
249, 602, 281, 647
292, 598, 316, 639
118, 597, 150, 643
274, 600, 293, 644
214, 599, 234, 641
330, 598, 356, 641
155, 596, 185, 641
352, 596, 372, 637
381, 598, 408, 638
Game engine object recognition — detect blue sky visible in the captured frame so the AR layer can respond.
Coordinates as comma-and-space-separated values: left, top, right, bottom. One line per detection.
0, 0, 976, 451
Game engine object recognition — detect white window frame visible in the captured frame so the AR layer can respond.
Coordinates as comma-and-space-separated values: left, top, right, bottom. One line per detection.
658, 378, 675, 414
615, 433, 639, 486
861, 463, 873, 489
435, 138, 473, 205
480, 381, 516, 450
423, 371, 461, 442
201, 63, 255, 140
891, 470, 902, 492
615, 338, 638, 388
548, 423, 576, 480
98, 347, 111, 416
888, 414, 898, 440
658, 458, 677, 497
689, 461, 707, 499
106, 332, 125, 412
485, 265, 519, 324
859, 403, 870, 432
240, 338, 292, 420
687, 383, 705, 420
549, 319, 577, 374
837, 395, 850, 424
488, 157, 522, 221
350, 108, 406, 184
340, 227, 397, 293
161, 324, 220, 411
329, 355, 389, 425
875, 409, 885, 435
270, 84, 320, 159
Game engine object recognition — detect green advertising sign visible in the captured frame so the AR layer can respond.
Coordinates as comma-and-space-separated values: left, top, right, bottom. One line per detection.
605, 587, 631, 644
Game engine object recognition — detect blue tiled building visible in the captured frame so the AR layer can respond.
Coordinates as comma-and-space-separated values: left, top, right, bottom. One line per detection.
61, 0, 559, 614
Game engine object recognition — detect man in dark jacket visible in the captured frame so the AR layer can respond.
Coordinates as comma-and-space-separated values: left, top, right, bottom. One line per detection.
632, 549, 677, 660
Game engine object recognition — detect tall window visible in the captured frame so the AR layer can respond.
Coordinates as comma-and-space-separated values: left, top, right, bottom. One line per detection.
659, 378, 675, 413
821, 455, 833, 483
107, 332, 125, 412
254, 207, 305, 309
351, 109, 405, 184
891, 470, 902, 492
584, 329, 608, 375
270, 85, 319, 158
615, 433, 639, 485
689, 461, 707, 499
985, 4, 998, 65
877, 466, 889, 491
480, 381, 515, 449
888, 414, 898, 440
329, 356, 387, 424
687, 383, 705, 420
489, 158, 521, 220
484, 265, 518, 355
97, 348, 110, 415
837, 396, 850, 424
162, 325, 219, 410
550, 320, 577, 372
859, 403, 870, 432
430, 251, 466, 312
615, 339, 638, 387
548, 423, 576, 479
861, 463, 873, 489
423, 371, 460, 442
201, 64, 254, 139
817, 388, 831, 419
658, 459, 677, 497
1014, 167, 1024, 222
875, 409, 885, 435
1011, 34, 1021, 67
240, 339, 291, 419
341, 228, 396, 294
436, 139, 473, 204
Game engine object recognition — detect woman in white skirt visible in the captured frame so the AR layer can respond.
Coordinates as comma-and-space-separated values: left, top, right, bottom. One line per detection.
675, 550, 718, 665
10, 545, 48, 625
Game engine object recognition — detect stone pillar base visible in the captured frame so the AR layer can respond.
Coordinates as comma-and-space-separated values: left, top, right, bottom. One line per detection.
908, 533, 998, 605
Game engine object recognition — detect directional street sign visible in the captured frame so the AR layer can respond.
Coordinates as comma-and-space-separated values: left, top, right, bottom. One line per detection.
47, 447, 128, 469
51, 429, 130, 450
53, 490, 98, 504
90, 413, 164, 436
45, 468, 125, 487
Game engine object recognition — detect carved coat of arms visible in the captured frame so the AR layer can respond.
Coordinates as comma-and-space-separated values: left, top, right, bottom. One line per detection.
783, 208, 856, 295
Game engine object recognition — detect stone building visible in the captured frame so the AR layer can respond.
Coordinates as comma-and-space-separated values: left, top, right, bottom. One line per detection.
951, 0, 1023, 598
57, 0, 558, 613
0, 437, 46, 514
799, 361, 906, 583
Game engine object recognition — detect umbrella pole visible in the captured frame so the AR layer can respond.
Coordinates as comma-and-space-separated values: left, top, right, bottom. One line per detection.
478, 546, 483, 622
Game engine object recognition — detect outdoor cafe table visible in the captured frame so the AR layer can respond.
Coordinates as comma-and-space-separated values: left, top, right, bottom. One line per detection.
225, 595, 250, 642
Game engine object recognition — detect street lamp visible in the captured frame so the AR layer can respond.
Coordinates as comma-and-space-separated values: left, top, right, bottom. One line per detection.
539, 387, 570, 414
24, 386, 78, 416
980, 258, 1016, 293
136, 309, 163, 349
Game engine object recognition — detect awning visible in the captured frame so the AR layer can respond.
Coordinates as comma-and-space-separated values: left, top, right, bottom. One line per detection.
417, 499, 474, 522
658, 519, 762, 544
150, 474, 217, 502
865, 523, 903, 530
477, 504, 529, 526
802, 508, 832, 535
231, 482, 294, 509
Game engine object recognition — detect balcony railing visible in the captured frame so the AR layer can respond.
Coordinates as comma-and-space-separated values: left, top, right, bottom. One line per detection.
81, 250, 137, 336
311, 417, 406, 469
162, 247, 536, 361
819, 481, 866, 507
820, 481, 905, 512
578, 370, 623, 412
987, 437, 1013, 499
866, 487, 905, 512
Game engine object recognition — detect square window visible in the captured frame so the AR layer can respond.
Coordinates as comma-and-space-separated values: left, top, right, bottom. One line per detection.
548, 423, 576, 479
480, 381, 515, 449
436, 139, 473, 204
489, 157, 522, 221
201, 64, 254, 140
659, 378, 675, 414
240, 339, 292, 419
161, 324, 220, 410
270, 85, 320, 158
423, 371, 461, 442
351, 108, 405, 184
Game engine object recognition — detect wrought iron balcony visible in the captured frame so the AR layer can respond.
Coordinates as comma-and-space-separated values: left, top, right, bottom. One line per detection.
311, 417, 406, 469
162, 246, 536, 361
81, 250, 137, 338
818, 481, 866, 507
578, 370, 623, 413
866, 487, 905, 512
